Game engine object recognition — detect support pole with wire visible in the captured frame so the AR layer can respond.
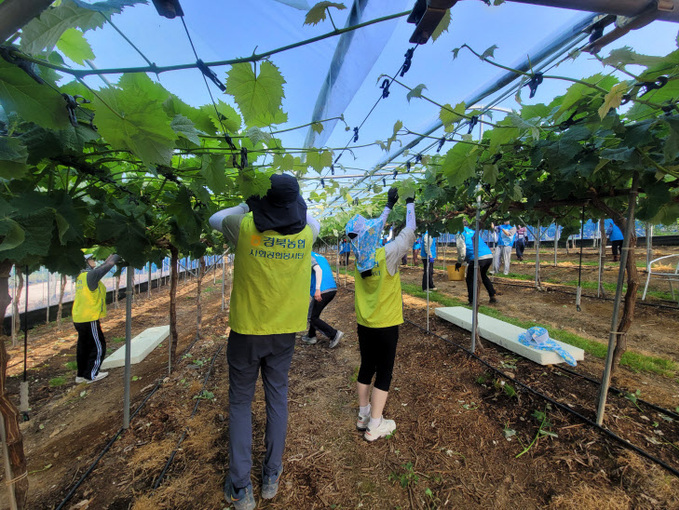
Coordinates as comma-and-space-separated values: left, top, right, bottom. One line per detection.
123, 266, 133, 429
576, 205, 586, 311
19, 266, 29, 422
596, 177, 638, 425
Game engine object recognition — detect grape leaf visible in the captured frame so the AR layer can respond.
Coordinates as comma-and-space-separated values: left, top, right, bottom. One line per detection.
56, 28, 94, 65
20, 0, 142, 55
441, 143, 478, 186
0, 136, 28, 178
440, 102, 467, 132
602, 47, 663, 68
273, 153, 294, 171
0, 217, 25, 252
407, 84, 427, 103
201, 154, 228, 194
91, 74, 176, 165
431, 9, 451, 42
0, 58, 69, 130
311, 121, 324, 134
481, 45, 499, 60
244, 126, 272, 146
226, 61, 287, 127
171, 114, 201, 145
598, 82, 629, 119
306, 149, 332, 173
304, 2, 346, 26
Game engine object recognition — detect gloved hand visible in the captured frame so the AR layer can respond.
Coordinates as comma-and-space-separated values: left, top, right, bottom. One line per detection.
405, 196, 415, 204
386, 187, 398, 209
455, 262, 461, 270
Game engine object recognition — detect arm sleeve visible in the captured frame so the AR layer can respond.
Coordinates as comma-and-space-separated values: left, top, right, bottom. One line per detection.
209, 203, 249, 246
456, 235, 466, 264
384, 204, 416, 275
378, 206, 391, 225
87, 254, 121, 291
312, 263, 322, 291
306, 213, 320, 243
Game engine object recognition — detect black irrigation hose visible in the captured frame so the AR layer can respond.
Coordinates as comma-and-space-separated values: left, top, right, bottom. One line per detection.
55, 381, 163, 510
55, 327, 210, 509
556, 364, 679, 421
490, 276, 679, 311
403, 317, 679, 479
153, 343, 225, 490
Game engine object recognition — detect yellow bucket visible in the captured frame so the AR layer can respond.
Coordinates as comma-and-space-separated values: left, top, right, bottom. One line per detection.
447, 265, 465, 281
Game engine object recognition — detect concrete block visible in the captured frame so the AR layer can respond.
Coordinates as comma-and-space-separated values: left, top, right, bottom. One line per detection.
101, 325, 170, 370
434, 307, 584, 366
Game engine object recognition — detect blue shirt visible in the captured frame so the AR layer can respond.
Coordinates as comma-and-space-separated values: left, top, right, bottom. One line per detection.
463, 227, 492, 262
310, 252, 337, 295
605, 219, 623, 241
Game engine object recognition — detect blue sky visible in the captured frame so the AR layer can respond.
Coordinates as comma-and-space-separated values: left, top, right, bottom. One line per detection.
80, 0, 679, 199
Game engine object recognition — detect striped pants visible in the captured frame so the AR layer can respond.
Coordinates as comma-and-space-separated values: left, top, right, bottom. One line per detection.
74, 320, 106, 380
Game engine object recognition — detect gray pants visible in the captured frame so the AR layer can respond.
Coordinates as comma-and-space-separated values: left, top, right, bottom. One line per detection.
227, 331, 295, 489
493, 245, 513, 275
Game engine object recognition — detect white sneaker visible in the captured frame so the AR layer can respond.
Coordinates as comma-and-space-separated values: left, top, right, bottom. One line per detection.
75, 376, 87, 384
88, 371, 108, 383
356, 412, 370, 431
301, 335, 317, 345
329, 330, 343, 349
364, 418, 396, 442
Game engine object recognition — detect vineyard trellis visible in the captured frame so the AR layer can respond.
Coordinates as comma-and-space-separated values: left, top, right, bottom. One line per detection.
1, 0, 679, 508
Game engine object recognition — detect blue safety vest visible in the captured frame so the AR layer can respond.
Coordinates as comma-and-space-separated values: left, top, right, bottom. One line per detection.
310, 252, 337, 295
464, 227, 492, 262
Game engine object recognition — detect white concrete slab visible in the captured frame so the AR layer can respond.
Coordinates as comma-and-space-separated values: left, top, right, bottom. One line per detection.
101, 325, 170, 370
434, 307, 584, 366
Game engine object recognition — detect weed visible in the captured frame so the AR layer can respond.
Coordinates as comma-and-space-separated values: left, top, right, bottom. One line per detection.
625, 389, 643, 411
193, 390, 215, 401
503, 423, 517, 440
516, 405, 557, 458
388, 462, 419, 489
112, 336, 125, 343
64, 361, 77, 371
49, 377, 66, 387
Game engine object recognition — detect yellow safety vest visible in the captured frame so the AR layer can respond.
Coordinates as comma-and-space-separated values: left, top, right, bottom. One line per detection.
354, 247, 403, 328
230, 214, 313, 335
72, 272, 107, 323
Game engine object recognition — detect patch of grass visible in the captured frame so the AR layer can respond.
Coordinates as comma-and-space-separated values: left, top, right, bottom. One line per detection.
49, 377, 66, 387
112, 336, 125, 343
401, 283, 678, 377
64, 361, 77, 371
350, 366, 359, 384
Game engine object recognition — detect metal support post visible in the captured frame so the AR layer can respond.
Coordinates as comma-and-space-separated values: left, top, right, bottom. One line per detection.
123, 266, 133, 429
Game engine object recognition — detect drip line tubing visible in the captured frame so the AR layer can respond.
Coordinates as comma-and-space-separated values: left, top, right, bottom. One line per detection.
55, 325, 210, 509
339, 282, 679, 477
153, 343, 224, 490
402, 315, 679, 479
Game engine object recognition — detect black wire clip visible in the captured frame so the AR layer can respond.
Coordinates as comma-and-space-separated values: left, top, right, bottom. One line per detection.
382, 178, 387, 187
437, 137, 446, 153
0, 46, 44, 84
353, 127, 359, 143
661, 102, 679, 116
381, 79, 391, 98
62, 94, 91, 128
401, 47, 415, 77
240, 147, 248, 168
525, 72, 544, 99
330, 164, 335, 175
406, 161, 411, 172
393, 169, 398, 180
467, 115, 479, 135
196, 59, 226, 91
637, 76, 668, 97
321, 178, 325, 188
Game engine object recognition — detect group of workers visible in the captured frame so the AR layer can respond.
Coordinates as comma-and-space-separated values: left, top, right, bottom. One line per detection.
70, 171, 630, 510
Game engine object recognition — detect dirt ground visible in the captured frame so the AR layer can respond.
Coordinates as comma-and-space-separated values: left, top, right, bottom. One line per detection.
2, 248, 679, 509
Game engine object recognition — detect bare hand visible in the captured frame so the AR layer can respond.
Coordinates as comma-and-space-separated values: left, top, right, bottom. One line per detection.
314, 290, 322, 302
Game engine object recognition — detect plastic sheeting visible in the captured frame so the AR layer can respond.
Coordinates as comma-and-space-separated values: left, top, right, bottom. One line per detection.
304, 0, 410, 150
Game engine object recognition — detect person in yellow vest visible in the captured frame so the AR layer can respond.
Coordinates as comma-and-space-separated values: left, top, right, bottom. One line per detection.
72, 253, 120, 383
345, 188, 416, 442
209, 174, 319, 510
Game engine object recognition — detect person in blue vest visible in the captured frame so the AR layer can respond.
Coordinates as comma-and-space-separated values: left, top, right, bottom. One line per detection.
339, 238, 351, 266
605, 219, 624, 262
492, 219, 517, 275
345, 188, 415, 442
412, 236, 422, 266
209, 174, 319, 510
455, 220, 497, 304
420, 231, 437, 291
302, 252, 343, 348
72, 253, 120, 384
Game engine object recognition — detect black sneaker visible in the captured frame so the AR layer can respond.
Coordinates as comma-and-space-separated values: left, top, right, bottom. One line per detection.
489, 296, 497, 303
